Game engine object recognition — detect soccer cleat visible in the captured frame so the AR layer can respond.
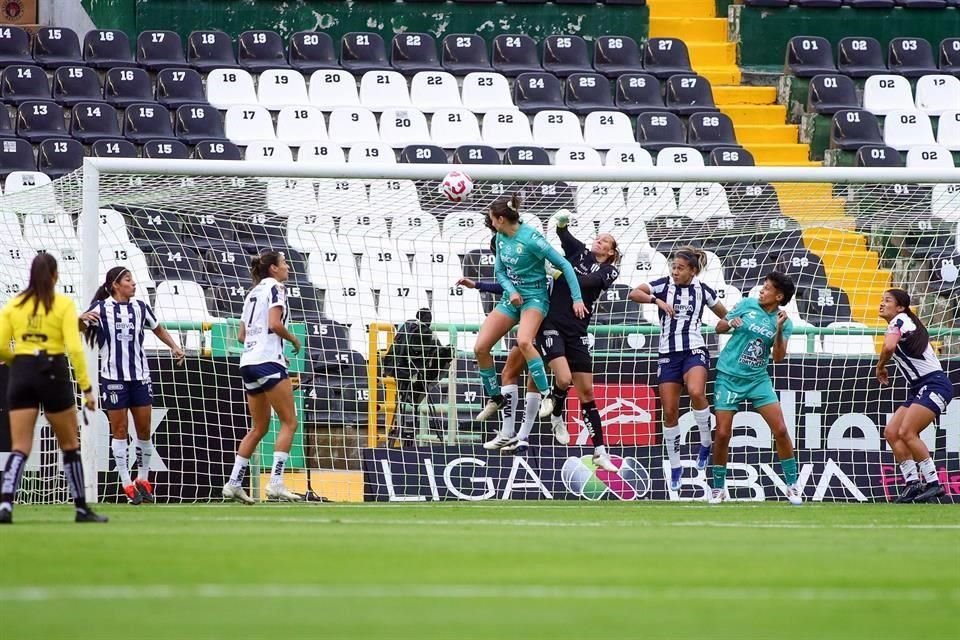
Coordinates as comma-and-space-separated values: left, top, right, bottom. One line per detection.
913, 482, 945, 504
135, 479, 155, 503
551, 415, 570, 445
222, 483, 256, 505
593, 451, 618, 472
538, 395, 555, 419
502, 439, 529, 455
0, 509, 11, 524
475, 396, 504, 422
266, 484, 304, 502
123, 484, 143, 505
708, 487, 727, 504
75, 509, 109, 523
483, 434, 517, 451
696, 444, 712, 471
894, 481, 924, 503
786, 484, 803, 506
669, 466, 683, 491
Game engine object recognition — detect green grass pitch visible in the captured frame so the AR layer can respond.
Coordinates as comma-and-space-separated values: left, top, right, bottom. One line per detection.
1, 503, 958, 639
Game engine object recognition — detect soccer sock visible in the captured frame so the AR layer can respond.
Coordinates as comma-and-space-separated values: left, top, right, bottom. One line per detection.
711, 465, 727, 490
582, 401, 604, 447
918, 457, 938, 484
664, 425, 681, 468
0, 450, 27, 512
594, 444, 607, 457
899, 459, 919, 483
517, 392, 541, 441
550, 385, 568, 417
62, 448, 89, 512
270, 451, 289, 487
500, 384, 519, 438
111, 438, 132, 487
526, 356, 550, 394
479, 367, 500, 399
135, 439, 153, 482
781, 457, 799, 486
228, 455, 249, 487
693, 408, 713, 447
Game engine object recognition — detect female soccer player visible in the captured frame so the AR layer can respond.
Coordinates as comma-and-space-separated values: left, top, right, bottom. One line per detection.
473, 196, 587, 431
628, 247, 728, 491
877, 289, 951, 503
0, 253, 105, 524
459, 211, 619, 471
710, 272, 802, 505
223, 251, 303, 504
79, 266, 185, 504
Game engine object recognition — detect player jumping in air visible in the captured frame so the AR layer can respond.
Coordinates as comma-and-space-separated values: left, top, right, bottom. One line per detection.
629, 246, 728, 491
710, 272, 802, 505
877, 289, 951, 503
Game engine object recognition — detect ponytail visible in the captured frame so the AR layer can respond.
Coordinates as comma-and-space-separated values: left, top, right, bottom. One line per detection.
18, 253, 57, 316
251, 250, 283, 285
84, 266, 129, 346
489, 194, 522, 223
886, 288, 928, 341
673, 246, 707, 273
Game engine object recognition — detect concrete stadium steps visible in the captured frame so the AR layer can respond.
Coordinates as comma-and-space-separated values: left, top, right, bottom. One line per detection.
648, 17, 727, 41
773, 184, 845, 222
646, 0, 717, 18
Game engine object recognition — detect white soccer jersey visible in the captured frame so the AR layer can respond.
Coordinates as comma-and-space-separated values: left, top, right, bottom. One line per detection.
887, 312, 942, 384
240, 277, 289, 368
89, 297, 159, 382
647, 276, 718, 354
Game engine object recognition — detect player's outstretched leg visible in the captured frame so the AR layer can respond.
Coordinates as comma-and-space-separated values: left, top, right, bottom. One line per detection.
474, 311, 515, 421
684, 364, 714, 471
709, 410, 733, 504
756, 403, 802, 505
485, 348, 523, 450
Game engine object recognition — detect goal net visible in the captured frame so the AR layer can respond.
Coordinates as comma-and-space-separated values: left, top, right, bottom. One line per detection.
3, 161, 958, 504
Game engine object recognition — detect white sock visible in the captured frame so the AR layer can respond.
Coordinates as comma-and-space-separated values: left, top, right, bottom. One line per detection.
918, 457, 938, 484
270, 451, 289, 486
517, 392, 541, 441
135, 439, 153, 482
664, 425, 681, 468
693, 408, 713, 447
228, 455, 249, 487
594, 444, 607, 457
500, 384, 519, 438
899, 459, 919, 484
111, 438, 132, 486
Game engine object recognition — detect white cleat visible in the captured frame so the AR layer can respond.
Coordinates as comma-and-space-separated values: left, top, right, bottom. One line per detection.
475, 398, 504, 422
708, 487, 728, 504
551, 414, 570, 445
538, 395, 555, 419
483, 434, 517, 451
786, 484, 803, 506
501, 439, 529, 455
222, 483, 255, 505
593, 451, 618, 472
266, 484, 303, 502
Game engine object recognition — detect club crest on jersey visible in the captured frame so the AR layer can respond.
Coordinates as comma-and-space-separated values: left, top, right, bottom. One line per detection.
739, 338, 766, 368
515, 246, 523, 255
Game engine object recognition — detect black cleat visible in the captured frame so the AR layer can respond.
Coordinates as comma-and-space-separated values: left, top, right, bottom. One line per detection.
0, 509, 11, 524
913, 482, 946, 504
75, 509, 109, 523
135, 479, 155, 504
894, 481, 924, 503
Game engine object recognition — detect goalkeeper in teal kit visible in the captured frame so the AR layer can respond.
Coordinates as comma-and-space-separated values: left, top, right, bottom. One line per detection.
473, 194, 587, 435
710, 272, 803, 505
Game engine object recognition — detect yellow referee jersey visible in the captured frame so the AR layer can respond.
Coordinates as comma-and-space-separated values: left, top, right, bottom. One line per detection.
0, 293, 92, 391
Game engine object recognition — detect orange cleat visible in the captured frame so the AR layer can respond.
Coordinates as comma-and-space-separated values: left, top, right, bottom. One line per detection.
123, 484, 143, 505
134, 479, 155, 503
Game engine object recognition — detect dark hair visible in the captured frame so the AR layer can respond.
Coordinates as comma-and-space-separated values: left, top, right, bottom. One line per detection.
17, 253, 58, 315
489, 194, 522, 223
84, 266, 130, 346
765, 271, 796, 305
672, 246, 707, 273
886, 288, 927, 340
251, 250, 284, 285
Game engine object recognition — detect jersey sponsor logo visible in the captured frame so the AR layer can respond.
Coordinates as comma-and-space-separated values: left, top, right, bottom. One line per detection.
746, 322, 775, 339
673, 303, 695, 318
106, 383, 125, 391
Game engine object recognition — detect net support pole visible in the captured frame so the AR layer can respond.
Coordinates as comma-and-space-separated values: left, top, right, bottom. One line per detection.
80, 160, 101, 504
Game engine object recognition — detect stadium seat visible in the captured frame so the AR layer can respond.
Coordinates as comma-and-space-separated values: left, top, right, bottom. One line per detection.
905, 144, 954, 167
937, 110, 960, 149
829, 110, 883, 150
32, 27, 82, 69
453, 144, 500, 164
709, 147, 755, 166
276, 106, 327, 145
153, 281, 215, 350
888, 37, 937, 78
136, 30, 185, 71
837, 37, 886, 78
572, 183, 624, 231
188, 213, 239, 251
123, 206, 185, 248
0, 109, 13, 139
304, 237, 356, 289
863, 74, 915, 115
296, 142, 345, 164
90, 138, 137, 159
554, 145, 602, 166
785, 36, 836, 77
642, 38, 693, 79
23, 209, 77, 251
461, 72, 515, 113
514, 72, 565, 113
807, 74, 859, 115
224, 105, 276, 144
51, 65, 101, 106
379, 107, 430, 148
346, 142, 395, 164
854, 144, 903, 167
238, 30, 289, 72
542, 35, 591, 77
441, 34, 492, 74
257, 69, 309, 109
604, 143, 653, 167
1, 65, 50, 105
187, 30, 238, 72
309, 69, 361, 109
725, 182, 782, 219
635, 112, 685, 151
615, 73, 666, 115
820, 322, 875, 355
687, 112, 737, 151
120, 103, 173, 143
665, 74, 717, 116
104, 67, 153, 107
15, 100, 66, 143
914, 75, 960, 116
678, 182, 732, 222
206, 69, 257, 109
143, 139, 190, 160
245, 141, 294, 162
341, 32, 390, 73
656, 146, 704, 175
156, 68, 207, 108
795, 286, 854, 327
288, 31, 338, 73
175, 104, 225, 144
70, 101, 121, 144
564, 73, 614, 114
583, 111, 634, 149
0, 25, 32, 67
431, 108, 482, 148
36, 139, 83, 179
400, 144, 447, 164
482, 109, 533, 147
883, 110, 935, 150
533, 110, 584, 148
83, 29, 133, 69
771, 250, 829, 289
503, 145, 550, 165
359, 70, 412, 111
327, 107, 379, 145
410, 71, 462, 112
645, 213, 699, 255
593, 35, 642, 78
285, 283, 325, 323
203, 244, 252, 285
930, 183, 960, 221
626, 183, 679, 221
940, 38, 960, 76
492, 34, 541, 76
391, 32, 441, 74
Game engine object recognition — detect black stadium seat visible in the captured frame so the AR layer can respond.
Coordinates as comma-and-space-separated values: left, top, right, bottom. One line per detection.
453, 144, 500, 164
340, 32, 390, 73
391, 32, 441, 74
771, 250, 829, 289
643, 38, 693, 79
238, 30, 289, 72
156, 68, 207, 108
503, 145, 550, 165
123, 103, 175, 143
37, 138, 83, 179
175, 104, 226, 144
726, 182, 782, 220
187, 30, 238, 72
441, 34, 491, 74
593, 35, 642, 78
0, 108, 15, 138
122, 207, 186, 248
0, 138, 36, 177
665, 74, 717, 115
136, 30, 186, 71
192, 139, 243, 161
399, 144, 447, 164
785, 36, 836, 78
16, 100, 67, 143
288, 31, 338, 73
829, 109, 883, 150
542, 35, 591, 77
70, 101, 121, 144
564, 73, 614, 114
939, 38, 960, 77
888, 37, 938, 78
635, 111, 685, 151
847, 0, 894, 6
83, 29, 133, 69
807, 74, 859, 115
190, 214, 239, 251
146, 246, 204, 284
203, 245, 251, 285
0, 25, 32, 67
91, 139, 138, 159
855, 144, 903, 167
646, 215, 698, 254
795, 286, 853, 327
104, 67, 153, 107
32, 27, 82, 69
1, 65, 50, 105
143, 139, 190, 160
837, 37, 886, 78
615, 73, 665, 115
687, 112, 737, 151
492, 34, 541, 76
709, 147, 755, 167
52, 66, 102, 106
513, 72, 564, 113
286, 283, 324, 322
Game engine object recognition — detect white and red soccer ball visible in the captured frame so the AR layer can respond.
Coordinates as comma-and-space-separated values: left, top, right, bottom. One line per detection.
440, 170, 474, 203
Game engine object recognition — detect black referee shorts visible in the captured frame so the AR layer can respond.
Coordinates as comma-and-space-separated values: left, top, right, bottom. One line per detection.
536, 321, 593, 374
8, 355, 77, 413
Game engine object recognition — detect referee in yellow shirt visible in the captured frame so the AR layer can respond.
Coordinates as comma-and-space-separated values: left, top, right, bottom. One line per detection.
0, 253, 107, 524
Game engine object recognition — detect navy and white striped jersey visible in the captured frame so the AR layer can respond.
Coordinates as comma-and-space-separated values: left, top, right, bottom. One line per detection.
887, 312, 942, 385
87, 298, 159, 382
648, 277, 718, 354
240, 277, 289, 368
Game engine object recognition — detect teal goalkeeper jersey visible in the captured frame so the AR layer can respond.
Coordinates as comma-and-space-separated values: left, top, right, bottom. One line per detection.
494, 224, 583, 302
717, 297, 793, 378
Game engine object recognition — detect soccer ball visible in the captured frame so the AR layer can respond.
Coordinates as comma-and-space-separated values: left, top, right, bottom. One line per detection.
440, 171, 474, 203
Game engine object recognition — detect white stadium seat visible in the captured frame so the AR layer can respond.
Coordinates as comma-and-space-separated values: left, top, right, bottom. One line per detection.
936, 110, 960, 151
882, 110, 935, 151
276, 106, 327, 145
347, 142, 396, 164
410, 71, 462, 112
327, 107, 380, 145
205, 68, 257, 109
481, 109, 533, 148
619, 248, 669, 293
98, 244, 154, 290
257, 69, 309, 109
862, 74, 914, 116
914, 75, 960, 117
297, 142, 345, 164
339, 209, 390, 249
244, 141, 293, 162
905, 144, 954, 168
359, 70, 411, 111
443, 211, 486, 240
656, 146, 704, 171
368, 179, 423, 217
358, 238, 414, 287
287, 217, 336, 254
532, 110, 583, 148
430, 108, 482, 148
574, 183, 627, 230
322, 283, 378, 328
266, 179, 320, 218
153, 281, 214, 351
583, 111, 633, 150
820, 322, 875, 355
931, 183, 960, 222
23, 212, 76, 252
626, 183, 679, 221
378, 107, 431, 148
3, 171, 57, 214
306, 234, 357, 288
554, 145, 602, 167
309, 69, 360, 109
677, 183, 732, 222
604, 144, 654, 167
461, 72, 515, 113
224, 106, 276, 144
316, 179, 369, 214
701, 284, 741, 328
76, 207, 130, 247
392, 211, 441, 253
700, 250, 727, 288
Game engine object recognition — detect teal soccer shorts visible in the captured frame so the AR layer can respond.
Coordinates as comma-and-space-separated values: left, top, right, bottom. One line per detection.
714, 371, 779, 411
494, 293, 550, 322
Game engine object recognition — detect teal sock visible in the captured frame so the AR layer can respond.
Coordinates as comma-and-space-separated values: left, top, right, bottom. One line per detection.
711, 465, 727, 490
479, 367, 499, 398
526, 356, 549, 393
781, 457, 798, 486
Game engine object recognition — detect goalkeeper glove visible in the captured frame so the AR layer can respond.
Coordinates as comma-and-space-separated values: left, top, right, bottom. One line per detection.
554, 209, 571, 229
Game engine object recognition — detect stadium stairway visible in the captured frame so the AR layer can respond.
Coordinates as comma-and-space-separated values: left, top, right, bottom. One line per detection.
647, 0, 816, 166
